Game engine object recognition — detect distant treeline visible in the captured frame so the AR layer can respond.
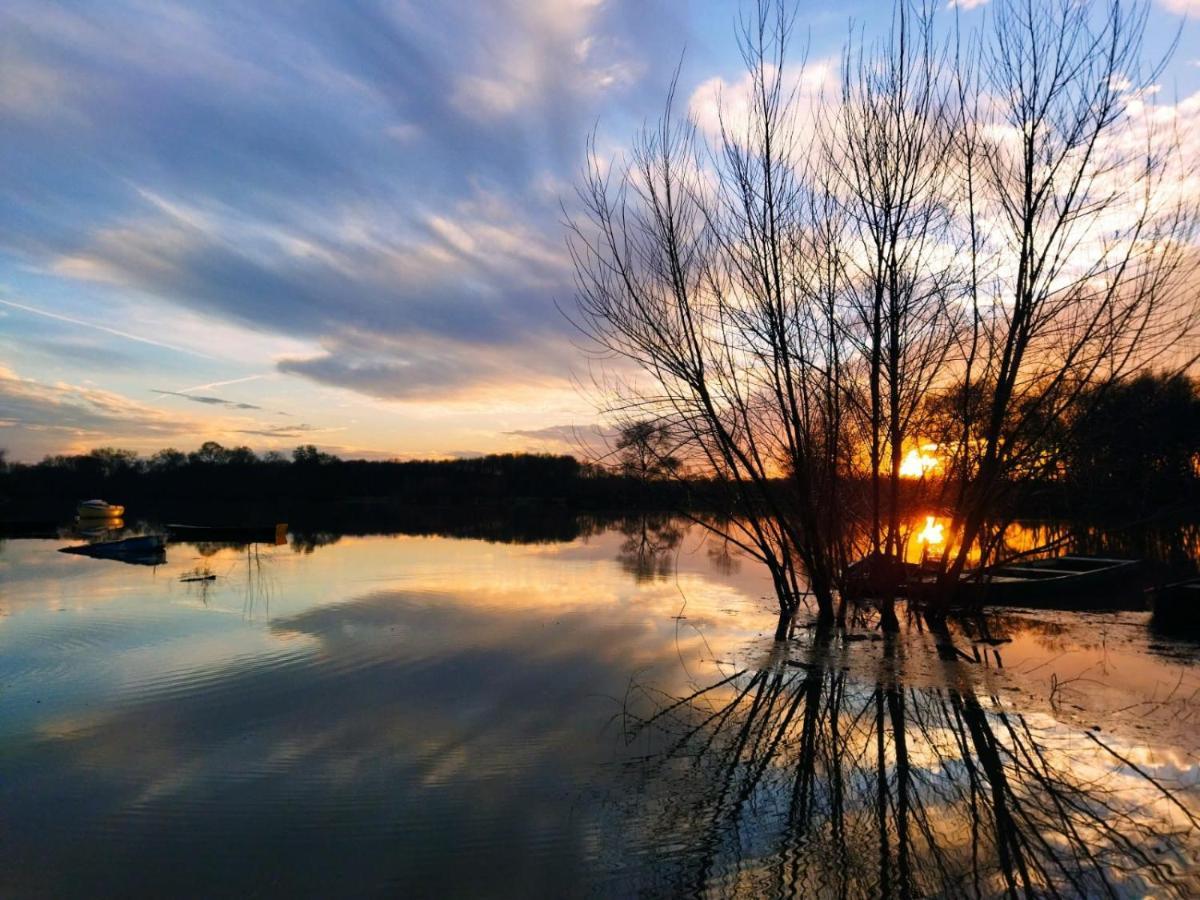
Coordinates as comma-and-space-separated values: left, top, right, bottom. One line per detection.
0, 373, 1196, 519
0, 443, 687, 513
1056, 373, 1200, 512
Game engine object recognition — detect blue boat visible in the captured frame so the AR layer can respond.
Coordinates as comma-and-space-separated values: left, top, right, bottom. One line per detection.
60, 534, 166, 565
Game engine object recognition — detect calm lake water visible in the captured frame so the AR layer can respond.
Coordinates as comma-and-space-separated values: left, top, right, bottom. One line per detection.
2, 517, 1199, 897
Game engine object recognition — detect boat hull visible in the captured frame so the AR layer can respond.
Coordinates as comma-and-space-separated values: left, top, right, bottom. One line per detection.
77, 504, 124, 519
166, 523, 288, 545
60, 534, 166, 566
858, 554, 1146, 610
952, 556, 1143, 609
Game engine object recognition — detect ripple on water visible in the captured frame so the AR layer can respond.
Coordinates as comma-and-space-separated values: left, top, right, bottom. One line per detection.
1, 530, 1199, 898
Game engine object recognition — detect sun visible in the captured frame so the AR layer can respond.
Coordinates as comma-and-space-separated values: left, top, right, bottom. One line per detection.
899, 445, 940, 479
916, 515, 945, 546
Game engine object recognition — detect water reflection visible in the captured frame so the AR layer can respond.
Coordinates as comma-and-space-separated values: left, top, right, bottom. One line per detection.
900, 516, 1200, 577
618, 621, 1200, 897
0, 523, 778, 896
1, 520, 1198, 896
616, 514, 685, 581
290, 530, 342, 554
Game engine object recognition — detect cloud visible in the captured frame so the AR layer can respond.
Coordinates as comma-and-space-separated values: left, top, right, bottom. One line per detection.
688, 57, 836, 148
0, 366, 203, 447
275, 322, 581, 401
0, 333, 139, 371
0, 0, 689, 407
0, 365, 338, 459
152, 389, 260, 410
504, 423, 618, 453
233, 423, 321, 439
1159, 0, 1200, 14
0, 298, 211, 359
8, 0, 1188, 463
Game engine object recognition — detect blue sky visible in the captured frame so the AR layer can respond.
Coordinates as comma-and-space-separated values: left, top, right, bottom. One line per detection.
2, 0, 1197, 461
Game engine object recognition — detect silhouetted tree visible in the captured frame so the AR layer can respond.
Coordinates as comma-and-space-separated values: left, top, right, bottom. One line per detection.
148, 448, 187, 471
292, 444, 337, 466
569, 0, 1198, 630
189, 441, 233, 465
615, 421, 681, 482
87, 447, 141, 477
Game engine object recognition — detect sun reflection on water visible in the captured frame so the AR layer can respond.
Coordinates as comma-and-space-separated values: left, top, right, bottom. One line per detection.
0, 519, 1198, 895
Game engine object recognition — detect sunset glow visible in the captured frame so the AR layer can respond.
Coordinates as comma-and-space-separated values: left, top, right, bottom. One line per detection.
899, 446, 941, 479
2, 1, 1199, 894
916, 515, 945, 546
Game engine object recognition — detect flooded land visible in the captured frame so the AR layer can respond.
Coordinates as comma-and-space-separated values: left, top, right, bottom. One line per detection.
2, 517, 1199, 897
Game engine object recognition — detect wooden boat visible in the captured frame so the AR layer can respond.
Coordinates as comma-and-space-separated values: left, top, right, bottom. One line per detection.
950, 555, 1142, 608
60, 534, 166, 566
77, 499, 124, 519
166, 523, 288, 545
1148, 576, 1200, 631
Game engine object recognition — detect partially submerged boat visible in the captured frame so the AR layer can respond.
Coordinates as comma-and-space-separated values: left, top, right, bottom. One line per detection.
166, 523, 288, 545
1148, 576, 1200, 631
849, 553, 1143, 609
60, 534, 166, 566
77, 499, 124, 519
947, 555, 1142, 608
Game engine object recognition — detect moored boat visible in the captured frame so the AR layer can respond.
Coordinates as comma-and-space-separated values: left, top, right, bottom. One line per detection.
950, 555, 1142, 608
852, 553, 1145, 609
166, 523, 288, 545
77, 499, 125, 519
59, 534, 166, 565
75, 518, 125, 538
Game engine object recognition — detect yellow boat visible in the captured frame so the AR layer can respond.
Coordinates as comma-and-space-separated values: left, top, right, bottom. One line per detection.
77, 499, 125, 519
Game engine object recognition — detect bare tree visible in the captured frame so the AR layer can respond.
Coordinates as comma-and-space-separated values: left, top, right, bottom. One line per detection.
568, 1, 851, 631
927, 0, 1199, 613
830, 4, 960, 565
614, 420, 681, 482
568, 0, 1197, 630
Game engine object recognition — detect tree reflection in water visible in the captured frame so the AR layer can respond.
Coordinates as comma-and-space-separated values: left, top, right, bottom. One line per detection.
616, 514, 685, 582
616, 620, 1200, 898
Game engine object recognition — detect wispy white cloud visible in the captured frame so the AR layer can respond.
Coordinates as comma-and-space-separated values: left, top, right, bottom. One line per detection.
0, 0, 687, 417
174, 374, 269, 393
0, 298, 214, 358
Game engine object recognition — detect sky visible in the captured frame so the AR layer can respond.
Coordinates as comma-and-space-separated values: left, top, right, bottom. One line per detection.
1, 1, 1198, 462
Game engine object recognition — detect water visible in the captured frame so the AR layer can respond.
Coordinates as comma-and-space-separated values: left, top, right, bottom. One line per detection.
1, 518, 1198, 897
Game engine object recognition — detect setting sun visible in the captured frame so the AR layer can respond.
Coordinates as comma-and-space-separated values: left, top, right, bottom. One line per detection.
899, 446, 940, 479
916, 515, 945, 546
